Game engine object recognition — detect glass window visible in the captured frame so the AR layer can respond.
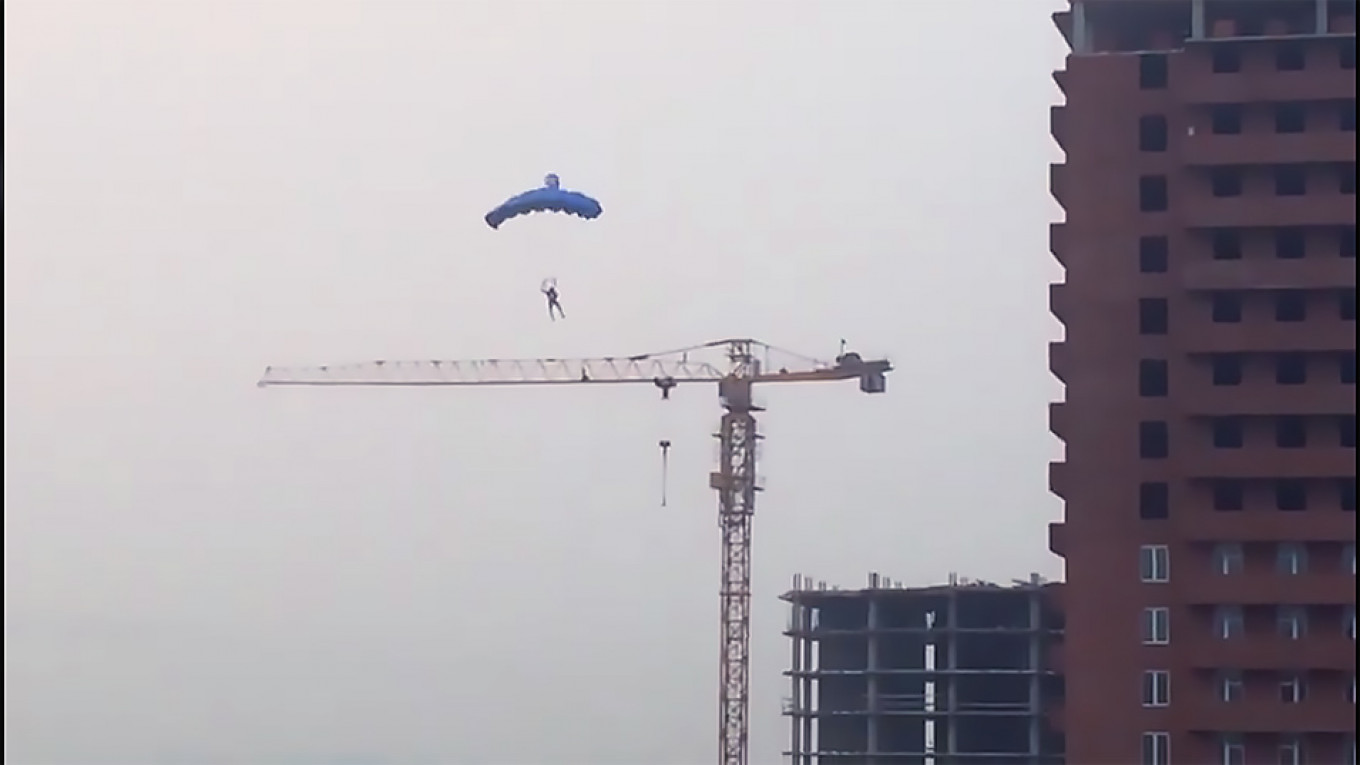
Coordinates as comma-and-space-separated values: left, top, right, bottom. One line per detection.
1142, 670, 1171, 707
1142, 607, 1170, 645
1140, 545, 1170, 582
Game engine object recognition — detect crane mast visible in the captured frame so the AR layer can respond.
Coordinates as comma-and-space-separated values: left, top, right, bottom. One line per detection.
260, 338, 890, 765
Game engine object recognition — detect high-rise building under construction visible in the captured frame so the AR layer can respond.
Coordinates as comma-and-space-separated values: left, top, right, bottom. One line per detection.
1048, 1, 1356, 764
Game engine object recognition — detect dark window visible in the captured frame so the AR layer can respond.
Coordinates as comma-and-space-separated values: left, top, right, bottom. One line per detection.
1342, 227, 1357, 259
1140, 421, 1170, 459
1277, 353, 1308, 385
1140, 298, 1169, 335
1213, 480, 1245, 511
1342, 478, 1357, 512
1140, 236, 1169, 273
1340, 415, 1357, 448
1276, 42, 1306, 71
1275, 166, 1307, 196
1343, 352, 1358, 384
1343, 38, 1357, 70
1275, 228, 1306, 260
1212, 168, 1244, 197
1212, 292, 1243, 323
1140, 54, 1170, 89
1211, 104, 1243, 134
1213, 46, 1242, 74
1275, 102, 1307, 133
1341, 289, 1356, 321
1213, 417, 1245, 449
1276, 480, 1307, 512
1342, 100, 1357, 132
1212, 229, 1243, 260
1140, 175, 1169, 212
1341, 164, 1356, 195
1212, 354, 1243, 386
1139, 482, 1170, 520
1275, 290, 1307, 322
1276, 416, 1307, 448
1140, 359, 1169, 397
1140, 115, 1169, 151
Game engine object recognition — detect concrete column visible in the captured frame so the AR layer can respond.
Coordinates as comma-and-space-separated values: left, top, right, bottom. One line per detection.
1316, 0, 1330, 34
866, 597, 879, 764
789, 605, 803, 765
1072, 0, 1091, 54
946, 590, 959, 758
801, 623, 815, 765
1191, 0, 1206, 39
1028, 593, 1043, 758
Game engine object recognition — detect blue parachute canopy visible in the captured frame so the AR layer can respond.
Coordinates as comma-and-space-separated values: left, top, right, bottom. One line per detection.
484, 173, 603, 230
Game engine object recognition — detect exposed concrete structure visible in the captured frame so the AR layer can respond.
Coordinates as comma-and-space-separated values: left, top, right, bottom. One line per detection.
781, 573, 1064, 764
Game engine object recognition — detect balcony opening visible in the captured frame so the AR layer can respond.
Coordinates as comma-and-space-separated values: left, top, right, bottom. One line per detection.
1212, 46, 1242, 74
1140, 298, 1169, 335
1342, 478, 1357, 512
1277, 353, 1308, 385
1140, 235, 1169, 273
1139, 53, 1170, 89
1277, 605, 1309, 638
1211, 104, 1243, 135
1274, 165, 1307, 196
1340, 352, 1356, 385
1340, 415, 1357, 449
1139, 114, 1169, 152
1140, 175, 1170, 212
1212, 167, 1244, 197
1279, 674, 1307, 704
1275, 416, 1307, 448
1276, 42, 1307, 71
1275, 228, 1306, 260
1342, 289, 1356, 321
1342, 226, 1357, 259
1140, 359, 1169, 397
1274, 102, 1307, 134
1212, 291, 1243, 323
1341, 163, 1357, 195
1215, 606, 1244, 639
1211, 354, 1243, 386
1276, 480, 1307, 512
1212, 417, 1245, 449
1212, 228, 1243, 260
1277, 544, 1309, 576
1140, 420, 1170, 460
1213, 480, 1244, 511
1214, 543, 1245, 575
1343, 100, 1357, 132
1274, 290, 1307, 322
1139, 482, 1170, 520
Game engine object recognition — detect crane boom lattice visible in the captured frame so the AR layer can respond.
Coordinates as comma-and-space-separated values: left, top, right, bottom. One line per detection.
259, 337, 890, 765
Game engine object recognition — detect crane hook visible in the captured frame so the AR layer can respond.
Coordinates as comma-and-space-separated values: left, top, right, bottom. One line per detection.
659, 439, 672, 507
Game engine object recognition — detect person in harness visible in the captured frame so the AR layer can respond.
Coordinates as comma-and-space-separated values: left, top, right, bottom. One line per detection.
541, 278, 566, 321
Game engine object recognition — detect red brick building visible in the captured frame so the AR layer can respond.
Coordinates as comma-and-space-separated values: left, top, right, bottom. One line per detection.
1047, 1, 1356, 763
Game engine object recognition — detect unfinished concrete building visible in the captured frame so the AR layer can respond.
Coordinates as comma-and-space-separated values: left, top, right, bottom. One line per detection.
781, 573, 1065, 764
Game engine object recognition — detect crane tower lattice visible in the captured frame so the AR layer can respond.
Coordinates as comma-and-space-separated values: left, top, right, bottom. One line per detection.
259, 337, 891, 765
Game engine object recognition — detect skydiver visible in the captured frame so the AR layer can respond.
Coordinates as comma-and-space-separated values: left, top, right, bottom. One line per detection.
541, 279, 566, 321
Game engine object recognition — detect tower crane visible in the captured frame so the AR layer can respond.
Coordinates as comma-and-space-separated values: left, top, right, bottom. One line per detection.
258, 337, 891, 765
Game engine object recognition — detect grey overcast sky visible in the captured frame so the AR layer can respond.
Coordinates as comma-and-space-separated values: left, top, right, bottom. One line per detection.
4, 1, 1068, 762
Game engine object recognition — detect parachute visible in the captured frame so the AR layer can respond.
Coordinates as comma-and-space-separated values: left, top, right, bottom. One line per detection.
484, 174, 603, 230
